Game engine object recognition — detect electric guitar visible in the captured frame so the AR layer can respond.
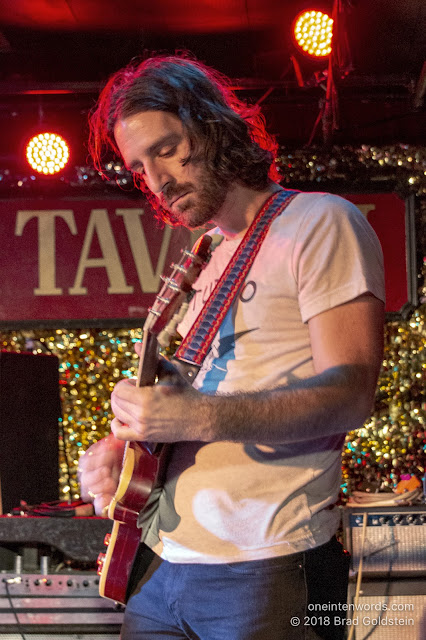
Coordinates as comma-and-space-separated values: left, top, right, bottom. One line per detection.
97, 235, 212, 604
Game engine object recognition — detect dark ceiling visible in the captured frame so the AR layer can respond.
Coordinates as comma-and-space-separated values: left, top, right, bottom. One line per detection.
0, 0, 425, 167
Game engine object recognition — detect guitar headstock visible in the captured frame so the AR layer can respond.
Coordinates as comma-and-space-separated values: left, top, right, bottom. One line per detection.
137, 234, 212, 387
144, 234, 212, 335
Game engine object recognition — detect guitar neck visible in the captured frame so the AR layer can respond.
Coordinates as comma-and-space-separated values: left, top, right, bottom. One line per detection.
135, 235, 213, 389
137, 331, 159, 387
98, 236, 212, 605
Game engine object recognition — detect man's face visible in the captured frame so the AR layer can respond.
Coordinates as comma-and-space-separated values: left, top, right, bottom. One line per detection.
114, 110, 228, 228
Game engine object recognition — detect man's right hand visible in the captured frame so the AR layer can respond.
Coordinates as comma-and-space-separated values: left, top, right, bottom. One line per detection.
78, 434, 125, 516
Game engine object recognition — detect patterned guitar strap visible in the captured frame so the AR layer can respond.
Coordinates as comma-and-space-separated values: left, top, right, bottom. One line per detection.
175, 188, 299, 367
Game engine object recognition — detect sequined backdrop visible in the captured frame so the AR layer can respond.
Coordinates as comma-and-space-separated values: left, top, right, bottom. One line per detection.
0, 144, 425, 500
0, 144, 425, 195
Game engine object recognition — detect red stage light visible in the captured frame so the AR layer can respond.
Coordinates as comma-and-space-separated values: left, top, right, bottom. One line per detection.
293, 10, 334, 58
26, 132, 70, 175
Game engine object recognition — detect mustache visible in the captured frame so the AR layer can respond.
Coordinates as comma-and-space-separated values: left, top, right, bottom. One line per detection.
162, 182, 194, 207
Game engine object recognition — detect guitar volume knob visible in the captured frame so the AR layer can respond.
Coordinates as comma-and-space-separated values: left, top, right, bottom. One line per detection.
97, 552, 106, 576
104, 533, 111, 546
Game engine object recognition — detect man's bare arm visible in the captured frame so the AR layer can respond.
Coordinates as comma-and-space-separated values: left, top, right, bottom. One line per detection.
111, 293, 384, 445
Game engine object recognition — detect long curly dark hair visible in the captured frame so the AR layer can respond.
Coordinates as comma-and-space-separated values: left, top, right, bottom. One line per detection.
89, 54, 279, 223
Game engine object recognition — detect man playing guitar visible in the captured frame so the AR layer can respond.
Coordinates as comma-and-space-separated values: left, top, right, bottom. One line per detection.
79, 54, 385, 639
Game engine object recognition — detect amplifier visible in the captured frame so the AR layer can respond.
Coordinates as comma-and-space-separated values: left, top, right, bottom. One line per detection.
347, 579, 426, 640
0, 572, 123, 637
343, 505, 426, 577
0, 351, 60, 515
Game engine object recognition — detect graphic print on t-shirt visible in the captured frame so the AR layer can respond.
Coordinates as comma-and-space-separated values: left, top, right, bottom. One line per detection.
197, 308, 258, 390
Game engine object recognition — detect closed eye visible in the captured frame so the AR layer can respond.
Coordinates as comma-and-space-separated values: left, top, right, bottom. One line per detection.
158, 145, 177, 158
130, 147, 176, 175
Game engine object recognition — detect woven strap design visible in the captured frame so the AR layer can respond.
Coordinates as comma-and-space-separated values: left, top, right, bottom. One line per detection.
175, 189, 299, 366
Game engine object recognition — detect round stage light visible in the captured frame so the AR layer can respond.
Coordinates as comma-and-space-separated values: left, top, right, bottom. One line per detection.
26, 132, 70, 175
293, 10, 334, 58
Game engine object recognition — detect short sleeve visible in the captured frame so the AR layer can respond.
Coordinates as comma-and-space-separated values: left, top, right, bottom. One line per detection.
292, 193, 385, 323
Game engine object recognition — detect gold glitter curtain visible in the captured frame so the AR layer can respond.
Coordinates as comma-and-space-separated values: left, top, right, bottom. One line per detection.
0, 328, 142, 500
342, 304, 426, 495
1, 144, 425, 195
1, 304, 424, 502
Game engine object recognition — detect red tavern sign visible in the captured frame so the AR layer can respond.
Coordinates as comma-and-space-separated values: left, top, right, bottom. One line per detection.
344, 192, 417, 318
0, 198, 192, 326
0, 193, 416, 327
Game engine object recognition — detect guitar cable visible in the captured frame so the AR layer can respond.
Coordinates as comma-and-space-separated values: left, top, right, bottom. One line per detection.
2, 577, 27, 640
347, 511, 367, 640
10, 498, 93, 517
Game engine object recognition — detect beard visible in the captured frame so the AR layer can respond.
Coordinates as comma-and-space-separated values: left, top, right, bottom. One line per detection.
149, 164, 230, 229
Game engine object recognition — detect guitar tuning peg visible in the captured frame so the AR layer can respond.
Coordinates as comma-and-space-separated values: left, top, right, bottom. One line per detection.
148, 308, 161, 317
171, 263, 187, 273
158, 277, 180, 292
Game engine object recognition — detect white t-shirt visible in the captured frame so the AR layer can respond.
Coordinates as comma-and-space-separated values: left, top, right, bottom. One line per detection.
144, 190, 385, 563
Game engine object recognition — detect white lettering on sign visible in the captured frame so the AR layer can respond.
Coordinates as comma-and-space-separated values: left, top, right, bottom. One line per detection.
355, 204, 376, 219
116, 208, 172, 293
15, 207, 175, 297
69, 209, 133, 295
15, 210, 77, 295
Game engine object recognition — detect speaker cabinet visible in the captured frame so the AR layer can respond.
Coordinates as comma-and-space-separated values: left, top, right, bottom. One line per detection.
347, 579, 426, 639
0, 351, 60, 514
344, 506, 426, 577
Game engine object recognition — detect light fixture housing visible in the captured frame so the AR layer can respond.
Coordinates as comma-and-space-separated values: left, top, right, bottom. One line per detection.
26, 132, 70, 175
293, 10, 334, 58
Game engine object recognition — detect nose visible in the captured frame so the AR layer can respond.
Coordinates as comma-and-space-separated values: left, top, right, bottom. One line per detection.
143, 159, 171, 197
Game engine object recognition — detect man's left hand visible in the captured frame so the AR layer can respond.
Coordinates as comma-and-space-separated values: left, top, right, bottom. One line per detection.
110, 360, 208, 443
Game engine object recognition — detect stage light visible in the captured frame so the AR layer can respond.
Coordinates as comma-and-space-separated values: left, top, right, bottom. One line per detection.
26, 132, 70, 175
293, 10, 334, 58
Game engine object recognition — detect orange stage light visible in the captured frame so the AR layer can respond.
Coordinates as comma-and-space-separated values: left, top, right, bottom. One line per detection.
293, 10, 334, 58
26, 132, 70, 175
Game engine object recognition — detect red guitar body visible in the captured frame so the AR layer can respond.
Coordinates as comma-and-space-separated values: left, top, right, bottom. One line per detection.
98, 442, 168, 603
97, 236, 211, 605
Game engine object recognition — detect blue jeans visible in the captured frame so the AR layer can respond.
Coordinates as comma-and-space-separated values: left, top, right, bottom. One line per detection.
121, 536, 350, 639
